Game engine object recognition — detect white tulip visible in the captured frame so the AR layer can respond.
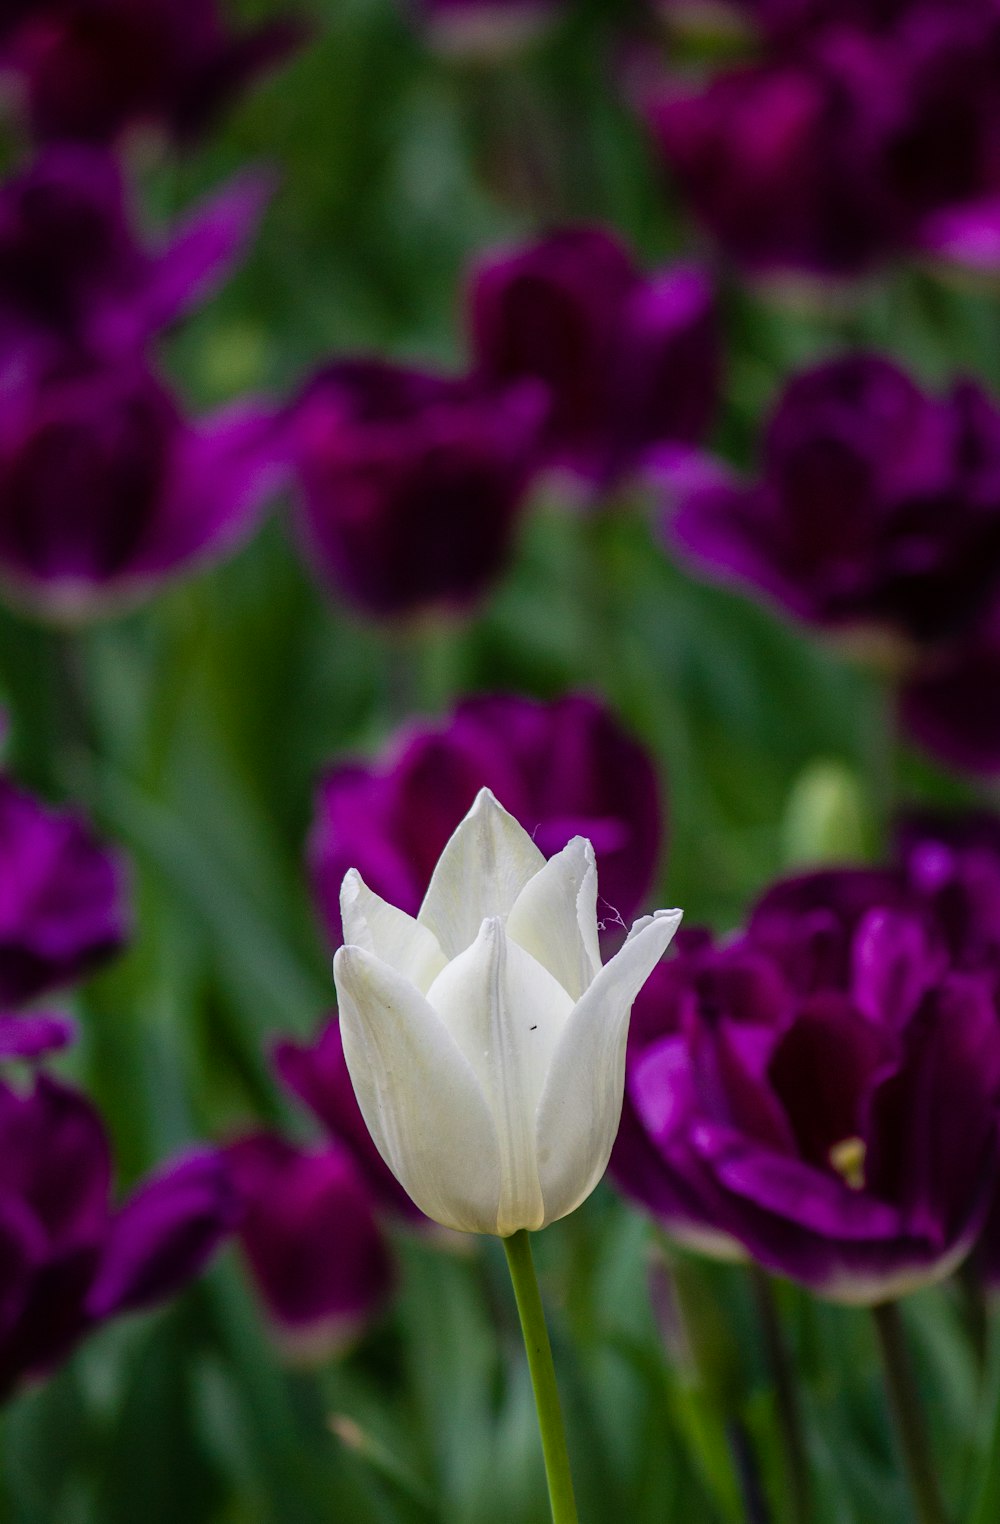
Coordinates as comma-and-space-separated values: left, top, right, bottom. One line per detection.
333, 787, 682, 1237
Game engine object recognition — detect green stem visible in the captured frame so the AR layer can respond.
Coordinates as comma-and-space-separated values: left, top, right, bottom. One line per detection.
872, 1301, 949, 1524
749, 1267, 811, 1524
502, 1231, 579, 1524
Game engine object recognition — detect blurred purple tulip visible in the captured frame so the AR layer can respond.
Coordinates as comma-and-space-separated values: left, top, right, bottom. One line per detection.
669, 356, 1000, 649
0, 1074, 237, 1399
895, 810, 1000, 983
289, 360, 546, 619
899, 611, 1000, 774
889, 809, 1000, 1287
645, 6, 1000, 276
309, 692, 664, 947
613, 882, 1000, 1302
0, 0, 302, 145
0, 772, 127, 1005
0, 147, 271, 368
228, 1134, 394, 1359
0, 360, 284, 620
469, 227, 720, 488
229, 1018, 415, 1352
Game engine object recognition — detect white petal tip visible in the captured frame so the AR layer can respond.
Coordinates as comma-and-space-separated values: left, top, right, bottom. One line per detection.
339, 866, 363, 911
468, 786, 503, 816
626, 907, 683, 941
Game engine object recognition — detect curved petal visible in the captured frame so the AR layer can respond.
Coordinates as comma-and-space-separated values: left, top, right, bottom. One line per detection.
535, 908, 682, 1225
505, 836, 601, 1000
426, 917, 574, 1235
340, 870, 447, 993
333, 945, 501, 1233
417, 788, 544, 958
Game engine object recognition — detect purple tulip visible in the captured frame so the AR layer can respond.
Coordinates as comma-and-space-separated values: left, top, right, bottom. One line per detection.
899, 611, 1000, 774
228, 1134, 395, 1358
0, 1073, 237, 1399
0, 773, 127, 1005
309, 692, 664, 947
645, 7, 1000, 276
289, 360, 546, 619
0, 360, 284, 620
669, 356, 1000, 650
613, 882, 1000, 1303
0, 0, 302, 146
895, 809, 1000, 984
469, 228, 719, 488
0, 147, 271, 368
229, 1018, 413, 1351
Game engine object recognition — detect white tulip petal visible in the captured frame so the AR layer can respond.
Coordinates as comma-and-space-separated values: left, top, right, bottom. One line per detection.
505, 836, 601, 1001
334, 945, 502, 1233
535, 908, 683, 1226
425, 917, 574, 1235
340, 869, 447, 994
417, 788, 545, 959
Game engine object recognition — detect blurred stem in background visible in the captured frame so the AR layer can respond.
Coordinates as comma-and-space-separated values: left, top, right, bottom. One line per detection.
654, 1245, 765, 1523
503, 1230, 579, 1524
748, 1268, 810, 1524
872, 1301, 949, 1524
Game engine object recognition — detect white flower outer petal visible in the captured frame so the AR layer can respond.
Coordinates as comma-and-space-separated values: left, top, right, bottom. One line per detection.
505, 836, 601, 1001
417, 788, 545, 959
340, 869, 447, 994
535, 908, 683, 1226
425, 917, 575, 1236
334, 945, 502, 1233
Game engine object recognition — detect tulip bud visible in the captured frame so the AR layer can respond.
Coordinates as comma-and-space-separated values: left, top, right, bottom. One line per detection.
333, 788, 681, 1237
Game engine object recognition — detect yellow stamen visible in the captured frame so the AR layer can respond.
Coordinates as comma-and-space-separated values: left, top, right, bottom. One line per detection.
828, 1136, 866, 1191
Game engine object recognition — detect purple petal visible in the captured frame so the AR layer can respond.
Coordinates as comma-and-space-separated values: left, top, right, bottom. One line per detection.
146, 170, 276, 330
921, 197, 1000, 275
0, 1074, 111, 1247
0, 1011, 76, 1060
86, 1151, 239, 1319
228, 1134, 394, 1355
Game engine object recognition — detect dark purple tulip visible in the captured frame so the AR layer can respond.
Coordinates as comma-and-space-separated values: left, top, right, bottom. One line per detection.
469, 228, 719, 488
228, 1134, 394, 1357
0, 0, 302, 146
0, 1074, 237, 1399
0, 773, 127, 1005
646, 8, 1000, 276
613, 887, 1000, 1303
895, 809, 1000, 982
670, 357, 1000, 650
888, 809, 1000, 1288
899, 612, 1000, 774
0, 148, 271, 368
0, 360, 284, 620
289, 360, 545, 619
228, 1018, 414, 1349
309, 691, 664, 946
647, 33, 904, 275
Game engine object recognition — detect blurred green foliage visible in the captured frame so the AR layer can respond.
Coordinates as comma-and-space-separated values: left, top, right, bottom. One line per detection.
0, 0, 998, 1520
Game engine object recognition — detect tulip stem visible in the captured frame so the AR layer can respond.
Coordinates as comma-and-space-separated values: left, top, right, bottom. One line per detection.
503, 1230, 580, 1524
748, 1267, 811, 1524
872, 1301, 949, 1524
